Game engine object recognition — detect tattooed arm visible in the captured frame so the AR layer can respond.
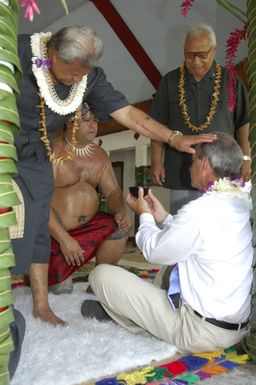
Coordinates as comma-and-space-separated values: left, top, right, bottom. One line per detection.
111, 105, 216, 154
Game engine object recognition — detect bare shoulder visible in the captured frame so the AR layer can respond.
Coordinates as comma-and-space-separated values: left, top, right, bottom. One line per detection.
92, 145, 111, 164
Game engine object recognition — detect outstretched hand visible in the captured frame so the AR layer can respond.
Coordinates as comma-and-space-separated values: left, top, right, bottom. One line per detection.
171, 133, 217, 154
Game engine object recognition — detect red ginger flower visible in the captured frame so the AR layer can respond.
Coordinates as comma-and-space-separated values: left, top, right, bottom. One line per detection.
180, 0, 195, 17
21, 0, 40, 22
225, 26, 246, 111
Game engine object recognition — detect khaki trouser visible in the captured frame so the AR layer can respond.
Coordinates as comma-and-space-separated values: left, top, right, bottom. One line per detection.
89, 264, 249, 353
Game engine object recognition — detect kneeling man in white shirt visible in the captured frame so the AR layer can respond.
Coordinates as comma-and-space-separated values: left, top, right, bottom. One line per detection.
82, 132, 253, 353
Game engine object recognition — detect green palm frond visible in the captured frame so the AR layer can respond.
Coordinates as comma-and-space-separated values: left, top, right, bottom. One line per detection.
0, 122, 19, 143
0, 159, 18, 175
0, 35, 17, 53
0, 143, 17, 161
0, 1, 20, 382
0, 90, 20, 127
0, 211, 17, 228
58, 0, 69, 15
0, 4, 18, 47
0, 229, 12, 255
217, 0, 247, 23
0, 66, 20, 95
0, 51, 21, 75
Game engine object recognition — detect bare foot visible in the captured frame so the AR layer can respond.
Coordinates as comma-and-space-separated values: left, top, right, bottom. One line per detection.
33, 307, 67, 326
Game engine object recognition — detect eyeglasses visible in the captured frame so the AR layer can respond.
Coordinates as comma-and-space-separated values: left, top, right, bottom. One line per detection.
184, 47, 213, 60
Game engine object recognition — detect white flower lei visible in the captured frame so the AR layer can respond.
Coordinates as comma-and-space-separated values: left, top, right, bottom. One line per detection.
203, 177, 250, 200
30, 32, 88, 115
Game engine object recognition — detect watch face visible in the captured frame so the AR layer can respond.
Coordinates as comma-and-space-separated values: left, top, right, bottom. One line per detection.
129, 186, 149, 198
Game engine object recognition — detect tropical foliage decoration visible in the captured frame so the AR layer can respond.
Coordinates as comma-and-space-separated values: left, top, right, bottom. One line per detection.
0, 1, 21, 383
180, 0, 256, 361
242, 0, 256, 360
0, 1, 255, 384
0, 1, 71, 383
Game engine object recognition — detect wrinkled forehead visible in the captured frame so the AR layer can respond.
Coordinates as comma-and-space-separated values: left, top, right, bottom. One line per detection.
184, 33, 212, 51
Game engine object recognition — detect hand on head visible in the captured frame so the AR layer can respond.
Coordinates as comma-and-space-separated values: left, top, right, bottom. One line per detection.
171, 133, 217, 154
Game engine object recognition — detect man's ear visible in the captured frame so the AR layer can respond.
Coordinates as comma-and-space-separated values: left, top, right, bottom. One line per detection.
49, 48, 57, 64
200, 156, 211, 173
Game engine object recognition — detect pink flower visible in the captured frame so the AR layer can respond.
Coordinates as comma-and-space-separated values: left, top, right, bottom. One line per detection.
21, 0, 40, 22
180, 0, 195, 17
225, 26, 246, 111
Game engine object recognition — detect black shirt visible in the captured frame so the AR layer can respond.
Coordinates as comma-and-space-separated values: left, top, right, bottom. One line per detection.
149, 62, 249, 190
15, 34, 129, 199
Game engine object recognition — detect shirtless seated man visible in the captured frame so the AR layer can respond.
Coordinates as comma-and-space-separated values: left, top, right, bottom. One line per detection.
48, 102, 131, 294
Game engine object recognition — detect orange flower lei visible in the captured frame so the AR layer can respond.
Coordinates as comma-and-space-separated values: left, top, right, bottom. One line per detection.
178, 63, 222, 133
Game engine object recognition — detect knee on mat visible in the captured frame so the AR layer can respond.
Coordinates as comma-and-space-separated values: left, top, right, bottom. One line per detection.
89, 264, 115, 290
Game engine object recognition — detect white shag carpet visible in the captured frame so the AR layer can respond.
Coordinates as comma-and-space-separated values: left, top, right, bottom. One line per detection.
11, 283, 177, 385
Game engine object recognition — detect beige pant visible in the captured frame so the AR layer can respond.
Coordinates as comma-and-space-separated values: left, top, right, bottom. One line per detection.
89, 264, 249, 353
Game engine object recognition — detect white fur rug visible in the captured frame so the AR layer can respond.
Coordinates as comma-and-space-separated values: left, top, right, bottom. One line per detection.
11, 283, 177, 385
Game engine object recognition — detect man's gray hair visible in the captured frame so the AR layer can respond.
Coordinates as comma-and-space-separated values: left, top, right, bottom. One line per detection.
186, 23, 217, 47
48, 26, 104, 67
196, 132, 243, 178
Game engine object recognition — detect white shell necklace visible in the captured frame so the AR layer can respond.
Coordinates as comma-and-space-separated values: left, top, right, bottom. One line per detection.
31, 32, 88, 115
65, 136, 96, 158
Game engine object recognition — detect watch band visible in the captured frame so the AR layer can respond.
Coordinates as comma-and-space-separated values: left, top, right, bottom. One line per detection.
243, 155, 251, 161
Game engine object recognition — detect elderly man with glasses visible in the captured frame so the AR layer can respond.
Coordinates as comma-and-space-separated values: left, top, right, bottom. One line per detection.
149, 23, 250, 215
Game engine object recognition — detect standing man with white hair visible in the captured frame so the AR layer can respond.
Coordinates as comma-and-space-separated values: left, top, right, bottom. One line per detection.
150, 23, 250, 215
12, 26, 216, 326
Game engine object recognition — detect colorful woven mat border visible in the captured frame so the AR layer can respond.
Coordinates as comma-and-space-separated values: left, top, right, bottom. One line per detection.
11, 266, 160, 287
73, 266, 160, 283
94, 346, 250, 385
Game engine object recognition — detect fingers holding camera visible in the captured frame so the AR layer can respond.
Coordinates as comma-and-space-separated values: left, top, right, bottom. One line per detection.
146, 189, 169, 223
127, 187, 151, 215
127, 187, 168, 223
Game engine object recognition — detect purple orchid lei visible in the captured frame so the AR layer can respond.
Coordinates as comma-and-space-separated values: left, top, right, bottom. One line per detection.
201, 177, 245, 194
33, 58, 52, 70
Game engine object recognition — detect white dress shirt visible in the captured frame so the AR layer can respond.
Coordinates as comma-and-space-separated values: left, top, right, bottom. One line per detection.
136, 191, 253, 323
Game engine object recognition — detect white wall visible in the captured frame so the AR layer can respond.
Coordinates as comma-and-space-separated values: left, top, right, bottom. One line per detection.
98, 131, 170, 235
110, 146, 136, 234
22, 0, 247, 104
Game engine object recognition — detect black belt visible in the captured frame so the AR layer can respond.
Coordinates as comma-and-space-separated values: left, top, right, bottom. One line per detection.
194, 310, 249, 331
